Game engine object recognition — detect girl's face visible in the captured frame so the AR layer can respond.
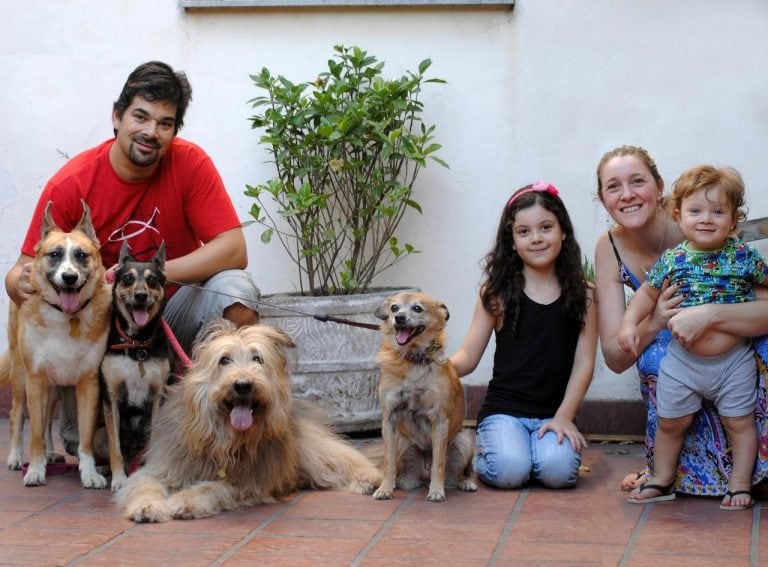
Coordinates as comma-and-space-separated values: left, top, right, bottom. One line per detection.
675, 186, 735, 251
511, 203, 565, 269
599, 155, 664, 230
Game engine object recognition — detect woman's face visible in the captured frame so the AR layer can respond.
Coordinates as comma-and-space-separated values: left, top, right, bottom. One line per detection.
599, 155, 664, 231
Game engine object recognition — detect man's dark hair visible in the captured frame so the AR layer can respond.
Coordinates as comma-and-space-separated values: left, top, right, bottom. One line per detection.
113, 61, 192, 134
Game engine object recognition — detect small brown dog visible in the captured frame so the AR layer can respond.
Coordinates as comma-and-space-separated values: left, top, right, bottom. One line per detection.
3, 200, 111, 488
373, 291, 477, 502
117, 320, 382, 522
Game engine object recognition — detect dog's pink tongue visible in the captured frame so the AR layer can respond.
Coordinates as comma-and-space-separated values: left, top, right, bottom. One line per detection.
132, 308, 150, 327
230, 403, 253, 431
59, 291, 80, 314
396, 329, 411, 346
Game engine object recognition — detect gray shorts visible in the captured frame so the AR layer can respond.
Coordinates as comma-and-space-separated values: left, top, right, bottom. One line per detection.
657, 339, 757, 419
162, 269, 261, 356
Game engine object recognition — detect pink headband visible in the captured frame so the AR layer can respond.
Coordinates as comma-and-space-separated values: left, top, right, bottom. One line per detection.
507, 181, 560, 208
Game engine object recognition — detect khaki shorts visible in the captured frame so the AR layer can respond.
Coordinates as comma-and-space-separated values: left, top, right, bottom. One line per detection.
657, 339, 757, 419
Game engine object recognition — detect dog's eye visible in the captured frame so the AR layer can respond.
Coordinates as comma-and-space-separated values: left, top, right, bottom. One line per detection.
252, 354, 263, 364
121, 274, 135, 285
219, 356, 232, 366
390, 304, 399, 313
49, 250, 62, 260
74, 250, 88, 262
412, 305, 423, 313
146, 275, 158, 286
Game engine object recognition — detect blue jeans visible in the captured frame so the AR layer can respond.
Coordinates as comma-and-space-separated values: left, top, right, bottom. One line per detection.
474, 414, 581, 489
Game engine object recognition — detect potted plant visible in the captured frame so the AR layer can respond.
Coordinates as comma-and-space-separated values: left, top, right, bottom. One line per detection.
245, 45, 447, 431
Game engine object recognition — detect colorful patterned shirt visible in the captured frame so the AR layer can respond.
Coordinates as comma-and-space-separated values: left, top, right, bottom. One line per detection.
646, 237, 768, 307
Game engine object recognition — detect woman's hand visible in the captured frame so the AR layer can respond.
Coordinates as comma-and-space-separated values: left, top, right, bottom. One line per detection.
539, 416, 588, 452
648, 279, 684, 331
667, 303, 714, 348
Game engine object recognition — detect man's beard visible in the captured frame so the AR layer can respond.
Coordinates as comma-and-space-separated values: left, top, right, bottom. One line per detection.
128, 137, 161, 167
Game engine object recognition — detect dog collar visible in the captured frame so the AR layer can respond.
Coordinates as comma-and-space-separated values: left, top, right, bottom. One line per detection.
109, 317, 157, 356
402, 341, 446, 366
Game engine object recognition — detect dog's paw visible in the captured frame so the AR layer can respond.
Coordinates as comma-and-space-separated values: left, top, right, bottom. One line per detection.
372, 485, 395, 500
6, 453, 23, 471
352, 478, 378, 495
47, 451, 66, 464
458, 479, 478, 492
126, 501, 173, 523
80, 470, 108, 489
110, 471, 128, 493
23, 463, 47, 486
426, 488, 446, 502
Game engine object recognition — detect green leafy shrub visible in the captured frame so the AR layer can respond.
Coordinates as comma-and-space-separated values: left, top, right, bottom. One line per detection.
246, 45, 446, 295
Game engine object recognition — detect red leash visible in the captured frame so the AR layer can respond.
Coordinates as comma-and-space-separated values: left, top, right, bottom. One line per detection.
161, 318, 192, 369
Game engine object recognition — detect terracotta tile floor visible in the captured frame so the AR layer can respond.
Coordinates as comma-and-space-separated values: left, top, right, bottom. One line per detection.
0, 418, 764, 567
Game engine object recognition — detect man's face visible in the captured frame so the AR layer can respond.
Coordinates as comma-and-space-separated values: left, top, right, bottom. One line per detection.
112, 96, 177, 168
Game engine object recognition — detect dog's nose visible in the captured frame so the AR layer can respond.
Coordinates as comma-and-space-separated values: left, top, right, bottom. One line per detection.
395, 314, 406, 325
234, 381, 252, 396
62, 272, 78, 286
134, 292, 148, 303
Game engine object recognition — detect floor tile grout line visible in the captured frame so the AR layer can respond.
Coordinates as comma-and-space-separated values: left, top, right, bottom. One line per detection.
350, 491, 417, 567
487, 488, 528, 567
618, 502, 653, 567
750, 500, 761, 567
210, 491, 310, 566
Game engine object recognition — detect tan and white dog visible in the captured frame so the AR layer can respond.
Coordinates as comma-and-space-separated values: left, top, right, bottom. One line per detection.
373, 291, 477, 502
3, 200, 111, 488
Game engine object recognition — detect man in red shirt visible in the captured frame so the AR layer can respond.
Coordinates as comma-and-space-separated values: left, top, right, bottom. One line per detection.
4, 61, 260, 455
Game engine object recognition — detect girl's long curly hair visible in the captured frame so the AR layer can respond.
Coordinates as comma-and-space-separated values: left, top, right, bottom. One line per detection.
481, 184, 588, 335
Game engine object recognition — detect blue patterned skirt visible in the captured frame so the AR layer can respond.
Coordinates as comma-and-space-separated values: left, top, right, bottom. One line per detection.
638, 330, 768, 496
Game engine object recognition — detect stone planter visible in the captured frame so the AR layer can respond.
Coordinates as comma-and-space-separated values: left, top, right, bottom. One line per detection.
259, 288, 416, 432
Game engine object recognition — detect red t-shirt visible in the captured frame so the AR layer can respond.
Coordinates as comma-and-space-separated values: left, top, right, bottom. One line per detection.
22, 138, 241, 271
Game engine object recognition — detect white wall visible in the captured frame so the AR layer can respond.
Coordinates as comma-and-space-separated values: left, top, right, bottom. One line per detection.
2, 1, 767, 402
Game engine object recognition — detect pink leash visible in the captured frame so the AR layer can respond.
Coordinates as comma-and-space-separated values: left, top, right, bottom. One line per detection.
161, 318, 192, 370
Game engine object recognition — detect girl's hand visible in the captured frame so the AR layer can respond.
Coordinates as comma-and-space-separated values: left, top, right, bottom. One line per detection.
648, 279, 684, 331
538, 417, 588, 452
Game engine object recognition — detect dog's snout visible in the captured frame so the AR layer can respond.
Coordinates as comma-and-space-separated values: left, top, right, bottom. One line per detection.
134, 291, 148, 303
234, 381, 253, 396
395, 313, 407, 325
61, 272, 79, 286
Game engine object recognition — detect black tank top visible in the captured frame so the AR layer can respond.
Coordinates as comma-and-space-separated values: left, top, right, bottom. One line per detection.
477, 294, 581, 423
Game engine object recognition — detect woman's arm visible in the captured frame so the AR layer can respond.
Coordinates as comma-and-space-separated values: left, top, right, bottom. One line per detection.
668, 285, 768, 347
594, 234, 681, 373
540, 287, 598, 452
449, 294, 496, 378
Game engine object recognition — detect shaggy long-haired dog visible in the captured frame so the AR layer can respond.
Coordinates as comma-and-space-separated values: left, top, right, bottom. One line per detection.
101, 241, 171, 492
117, 320, 382, 522
373, 291, 477, 502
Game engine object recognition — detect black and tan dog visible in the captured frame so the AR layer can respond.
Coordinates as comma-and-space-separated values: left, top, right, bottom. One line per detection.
2, 200, 111, 488
373, 291, 477, 502
100, 242, 172, 492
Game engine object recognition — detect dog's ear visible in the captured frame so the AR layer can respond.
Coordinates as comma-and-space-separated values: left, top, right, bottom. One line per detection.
74, 199, 100, 246
118, 240, 134, 265
438, 302, 450, 322
153, 241, 166, 270
262, 326, 296, 350
41, 201, 60, 240
374, 300, 391, 321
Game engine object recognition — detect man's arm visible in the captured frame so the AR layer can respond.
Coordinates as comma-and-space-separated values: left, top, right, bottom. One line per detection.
5, 253, 35, 306
163, 227, 248, 285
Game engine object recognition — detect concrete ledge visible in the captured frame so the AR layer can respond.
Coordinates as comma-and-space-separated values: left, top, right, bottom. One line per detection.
0, 383, 647, 439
